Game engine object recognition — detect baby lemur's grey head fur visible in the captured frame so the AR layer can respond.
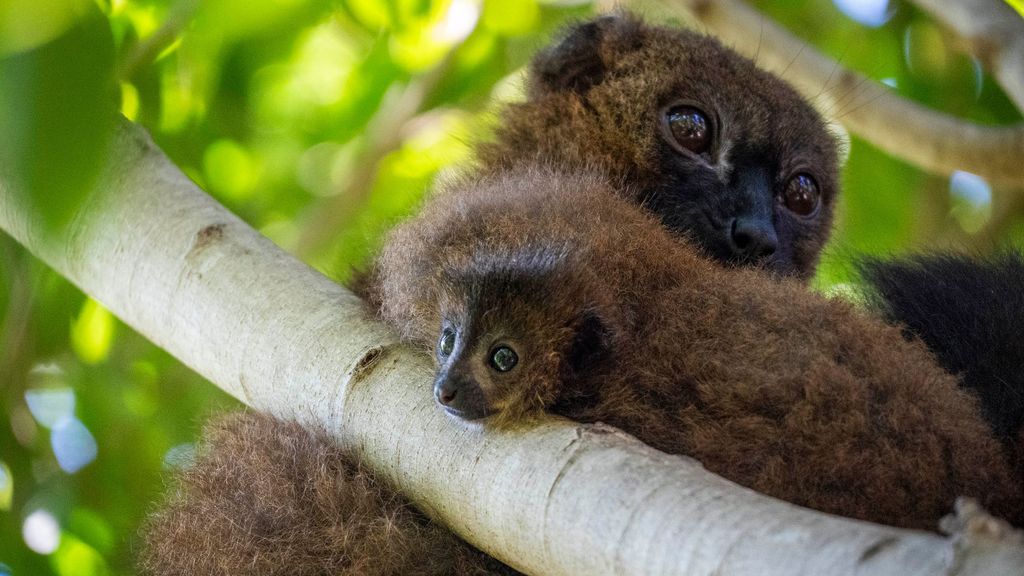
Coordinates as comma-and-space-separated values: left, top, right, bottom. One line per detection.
481, 13, 842, 279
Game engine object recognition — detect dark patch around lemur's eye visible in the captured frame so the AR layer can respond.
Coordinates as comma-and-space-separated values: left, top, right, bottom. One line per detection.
665, 106, 712, 155
782, 173, 820, 216
489, 345, 518, 372
438, 328, 456, 358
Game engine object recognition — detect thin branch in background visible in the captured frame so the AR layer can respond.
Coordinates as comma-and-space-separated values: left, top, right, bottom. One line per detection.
292, 52, 456, 259
662, 0, 1024, 188
906, 0, 1024, 112
117, 0, 201, 80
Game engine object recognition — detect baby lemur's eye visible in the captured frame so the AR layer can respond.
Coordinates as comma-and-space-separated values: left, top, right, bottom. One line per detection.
438, 329, 456, 357
781, 173, 820, 216
665, 105, 712, 155
489, 345, 518, 372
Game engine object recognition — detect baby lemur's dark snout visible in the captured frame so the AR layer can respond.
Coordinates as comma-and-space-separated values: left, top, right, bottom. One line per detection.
434, 369, 491, 420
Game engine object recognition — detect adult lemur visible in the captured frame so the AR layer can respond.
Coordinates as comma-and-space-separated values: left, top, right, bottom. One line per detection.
141, 13, 1023, 575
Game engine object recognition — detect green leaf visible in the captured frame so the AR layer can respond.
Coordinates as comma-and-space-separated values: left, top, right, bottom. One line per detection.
0, 461, 12, 511
70, 298, 116, 365
0, 1, 118, 232
50, 533, 110, 576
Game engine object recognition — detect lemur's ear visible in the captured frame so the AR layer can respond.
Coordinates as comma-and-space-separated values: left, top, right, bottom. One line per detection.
529, 13, 644, 97
567, 310, 614, 374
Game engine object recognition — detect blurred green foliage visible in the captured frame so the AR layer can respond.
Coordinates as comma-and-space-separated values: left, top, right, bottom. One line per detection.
0, 0, 1021, 573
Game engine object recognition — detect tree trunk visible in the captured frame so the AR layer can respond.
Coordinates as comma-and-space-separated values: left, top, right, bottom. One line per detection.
0, 118, 1021, 575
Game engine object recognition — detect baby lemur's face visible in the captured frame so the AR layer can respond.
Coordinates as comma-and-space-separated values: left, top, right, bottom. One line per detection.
490, 15, 841, 279
429, 267, 610, 424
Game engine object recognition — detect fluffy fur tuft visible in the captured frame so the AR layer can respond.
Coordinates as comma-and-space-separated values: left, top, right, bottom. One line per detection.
139, 412, 517, 575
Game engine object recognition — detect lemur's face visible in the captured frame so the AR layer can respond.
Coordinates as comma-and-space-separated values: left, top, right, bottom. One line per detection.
431, 302, 564, 422
520, 15, 841, 279
430, 282, 612, 425
432, 317, 528, 421
645, 94, 837, 280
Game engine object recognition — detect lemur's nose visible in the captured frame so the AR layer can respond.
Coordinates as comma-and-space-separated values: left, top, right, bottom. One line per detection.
729, 216, 778, 261
436, 380, 459, 405
433, 374, 490, 420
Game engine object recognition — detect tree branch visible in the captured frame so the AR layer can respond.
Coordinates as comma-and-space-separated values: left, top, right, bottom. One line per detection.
1, 119, 1022, 575
905, 0, 1024, 112
664, 0, 1024, 187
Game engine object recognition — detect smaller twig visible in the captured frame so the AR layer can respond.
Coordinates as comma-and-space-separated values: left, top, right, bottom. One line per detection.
118, 0, 201, 80
906, 0, 1024, 112
292, 53, 455, 259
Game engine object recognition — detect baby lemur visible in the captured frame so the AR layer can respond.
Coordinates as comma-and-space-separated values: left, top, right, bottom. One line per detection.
375, 167, 1022, 530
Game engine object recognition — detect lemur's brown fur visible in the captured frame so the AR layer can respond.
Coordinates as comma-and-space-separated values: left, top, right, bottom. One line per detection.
139, 412, 519, 576
377, 168, 1023, 530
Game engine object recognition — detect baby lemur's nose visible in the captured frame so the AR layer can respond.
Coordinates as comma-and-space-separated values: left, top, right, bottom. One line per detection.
433, 375, 490, 420
435, 376, 469, 410
437, 383, 458, 405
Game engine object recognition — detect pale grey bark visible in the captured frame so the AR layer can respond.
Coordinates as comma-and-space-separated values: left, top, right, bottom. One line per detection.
1, 119, 1022, 574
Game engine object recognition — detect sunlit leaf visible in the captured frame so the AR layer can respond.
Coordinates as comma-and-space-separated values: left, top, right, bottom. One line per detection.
203, 140, 260, 201
120, 82, 140, 121
432, 0, 480, 43
481, 0, 538, 36
343, 0, 394, 29
51, 533, 110, 576
0, 462, 12, 511
71, 298, 116, 365
0, 1, 117, 231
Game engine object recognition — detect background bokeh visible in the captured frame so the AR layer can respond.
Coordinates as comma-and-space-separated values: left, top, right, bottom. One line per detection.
1, 0, 1021, 573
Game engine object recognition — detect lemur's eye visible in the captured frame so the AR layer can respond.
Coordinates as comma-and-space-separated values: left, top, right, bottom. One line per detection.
489, 345, 518, 373
438, 329, 456, 357
781, 173, 820, 216
665, 105, 712, 155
